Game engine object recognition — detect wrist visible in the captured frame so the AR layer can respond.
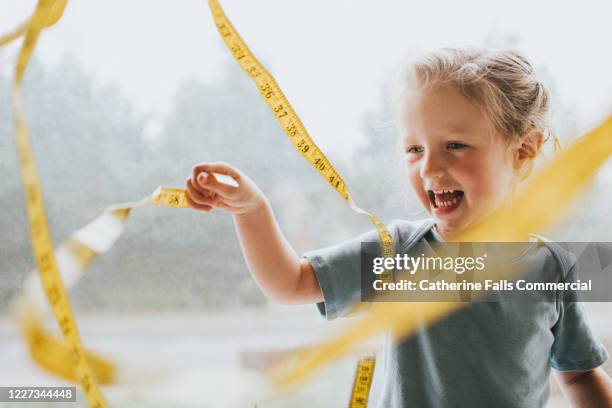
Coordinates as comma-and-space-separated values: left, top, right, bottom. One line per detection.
233, 197, 270, 223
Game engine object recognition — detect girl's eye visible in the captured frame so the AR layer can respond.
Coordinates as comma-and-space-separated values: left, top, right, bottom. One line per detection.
447, 142, 467, 150
406, 146, 424, 154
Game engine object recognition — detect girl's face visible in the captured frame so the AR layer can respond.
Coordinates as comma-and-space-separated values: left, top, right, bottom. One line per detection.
403, 85, 518, 239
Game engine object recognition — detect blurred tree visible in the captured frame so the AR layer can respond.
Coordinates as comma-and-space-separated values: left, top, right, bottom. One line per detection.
0, 55, 151, 311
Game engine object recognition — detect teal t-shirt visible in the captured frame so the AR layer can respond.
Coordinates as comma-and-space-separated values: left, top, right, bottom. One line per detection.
302, 219, 608, 408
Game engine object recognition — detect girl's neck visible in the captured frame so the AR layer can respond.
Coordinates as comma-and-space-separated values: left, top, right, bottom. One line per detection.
433, 224, 448, 242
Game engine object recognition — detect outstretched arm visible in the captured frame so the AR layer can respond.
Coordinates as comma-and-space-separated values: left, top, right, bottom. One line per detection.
185, 161, 322, 304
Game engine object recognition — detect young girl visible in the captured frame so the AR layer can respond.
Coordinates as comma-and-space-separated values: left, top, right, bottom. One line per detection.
184, 47, 612, 407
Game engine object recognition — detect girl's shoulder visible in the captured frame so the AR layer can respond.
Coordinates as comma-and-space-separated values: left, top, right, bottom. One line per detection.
526, 233, 578, 277
388, 218, 436, 252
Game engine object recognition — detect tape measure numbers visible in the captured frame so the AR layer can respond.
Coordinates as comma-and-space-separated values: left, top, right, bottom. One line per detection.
349, 357, 376, 408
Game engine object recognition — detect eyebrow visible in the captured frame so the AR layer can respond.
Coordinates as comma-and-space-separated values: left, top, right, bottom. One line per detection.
436, 122, 478, 135
403, 126, 478, 144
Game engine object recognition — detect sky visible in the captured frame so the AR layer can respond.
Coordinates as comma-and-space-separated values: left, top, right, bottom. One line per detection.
1, 0, 612, 159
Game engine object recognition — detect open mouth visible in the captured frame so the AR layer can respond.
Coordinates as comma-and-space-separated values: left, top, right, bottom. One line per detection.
428, 189, 464, 211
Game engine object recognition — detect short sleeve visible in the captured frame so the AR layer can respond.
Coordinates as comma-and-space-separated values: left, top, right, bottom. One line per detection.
550, 263, 609, 371
301, 224, 398, 321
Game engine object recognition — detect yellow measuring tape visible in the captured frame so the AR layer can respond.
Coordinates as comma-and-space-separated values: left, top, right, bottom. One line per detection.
207, 1, 392, 405
0, 0, 66, 47
6, 1, 191, 403
349, 356, 376, 408
11, 0, 108, 405
12, 188, 188, 387
208, 0, 396, 261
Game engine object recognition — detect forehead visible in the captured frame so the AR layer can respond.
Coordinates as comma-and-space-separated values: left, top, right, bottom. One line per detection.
402, 84, 491, 141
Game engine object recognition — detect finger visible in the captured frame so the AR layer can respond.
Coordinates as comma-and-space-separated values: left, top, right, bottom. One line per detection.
189, 170, 211, 196
186, 193, 213, 212
188, 179, 237, 212
186, 178, 215, 204
196, 172, 240, 199
193, 161, 241, 185
187, 178, 231, 209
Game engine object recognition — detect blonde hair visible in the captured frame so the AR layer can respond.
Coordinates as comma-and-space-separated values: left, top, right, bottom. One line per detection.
401, 47, 558, 150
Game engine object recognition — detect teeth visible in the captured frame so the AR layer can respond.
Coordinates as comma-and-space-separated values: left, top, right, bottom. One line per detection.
435, 198, 460, 208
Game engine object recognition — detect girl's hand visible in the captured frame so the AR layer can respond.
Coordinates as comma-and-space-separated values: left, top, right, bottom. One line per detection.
186, 162, 267, 216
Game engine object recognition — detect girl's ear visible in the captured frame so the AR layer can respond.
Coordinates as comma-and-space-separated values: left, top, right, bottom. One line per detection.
515, 130, 544, 162
513, 130, 544, 179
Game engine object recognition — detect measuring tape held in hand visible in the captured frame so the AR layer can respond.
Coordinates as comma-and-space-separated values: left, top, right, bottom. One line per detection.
207, 1, 397, 406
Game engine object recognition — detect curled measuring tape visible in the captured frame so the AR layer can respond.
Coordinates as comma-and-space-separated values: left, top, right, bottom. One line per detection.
11, 0, 109, 405
207, 1, 394, 405
10, 188, 189, 387
6, 1, 215, 399
206, 0, 396, 265
5, 1, 255, 404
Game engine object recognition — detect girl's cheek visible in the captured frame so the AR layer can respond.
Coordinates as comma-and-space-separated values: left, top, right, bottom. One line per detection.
452, 161, 495, 201
407, 165, 431, 208
453, 156, 512, 210
409, 165, 428, 190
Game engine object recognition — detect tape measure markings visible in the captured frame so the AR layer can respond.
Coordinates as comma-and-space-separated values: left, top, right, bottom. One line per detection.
349, 356, 376, 408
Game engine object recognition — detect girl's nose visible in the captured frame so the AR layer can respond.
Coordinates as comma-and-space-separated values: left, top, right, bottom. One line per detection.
420, 153, 445, 179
